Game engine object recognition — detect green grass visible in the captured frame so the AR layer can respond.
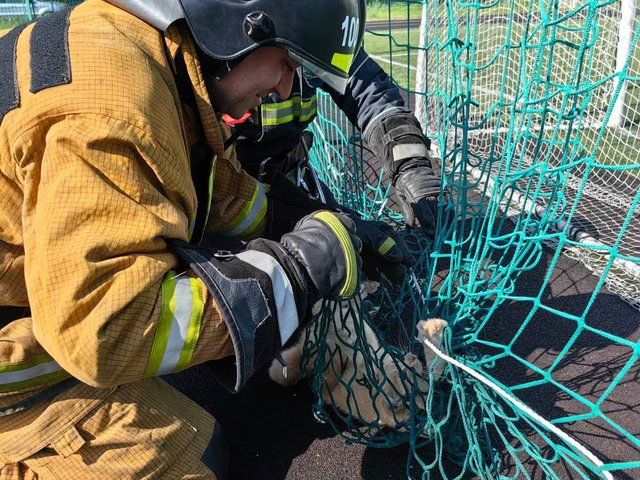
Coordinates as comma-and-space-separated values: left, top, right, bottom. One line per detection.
0, 18, 25, 30
364, 29, 421, 90
366, 1, 423, 21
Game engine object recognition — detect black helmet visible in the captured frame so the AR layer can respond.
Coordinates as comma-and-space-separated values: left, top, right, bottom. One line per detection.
107, 0, 366, 94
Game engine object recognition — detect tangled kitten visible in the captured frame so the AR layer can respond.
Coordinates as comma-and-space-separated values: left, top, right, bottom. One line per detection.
269, 281, 448, 429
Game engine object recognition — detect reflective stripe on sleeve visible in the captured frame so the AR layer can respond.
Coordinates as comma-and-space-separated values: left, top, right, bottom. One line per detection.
236, 250, 299, 346
261, 95, 317, 127
0, 353, 68, 392
146, 271, 205, 376
378, 237, 396, 256
220, 182, 267, 238
313, 211, 358, 298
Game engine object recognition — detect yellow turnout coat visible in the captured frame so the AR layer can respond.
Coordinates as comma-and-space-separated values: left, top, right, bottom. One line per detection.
0, 1, 265, 476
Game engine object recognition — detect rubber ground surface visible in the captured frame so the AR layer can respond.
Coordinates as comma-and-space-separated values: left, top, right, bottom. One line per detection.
163, 239, 640, 480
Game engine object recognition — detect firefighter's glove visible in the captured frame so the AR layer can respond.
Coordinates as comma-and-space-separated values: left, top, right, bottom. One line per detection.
250, 210, 363, 307
365, 111, 442, 238
348, 215, 414, 283
267, 172, 410, 282
266, 171, 339, 241
169, 211, 361, 393
394, 165, 441, 239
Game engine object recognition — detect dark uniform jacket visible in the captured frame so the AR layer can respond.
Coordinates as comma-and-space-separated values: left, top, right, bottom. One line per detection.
234, 49, 413, 177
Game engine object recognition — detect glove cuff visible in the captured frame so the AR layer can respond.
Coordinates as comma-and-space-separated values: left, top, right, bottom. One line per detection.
364, 111, 432, 179
170, 240, 304, 392
246, 238, 311, 317
281, 211, 361, 300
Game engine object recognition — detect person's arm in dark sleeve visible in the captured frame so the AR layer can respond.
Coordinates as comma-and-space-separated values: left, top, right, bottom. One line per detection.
324, 48, 443, 238
325, 48, 409, 131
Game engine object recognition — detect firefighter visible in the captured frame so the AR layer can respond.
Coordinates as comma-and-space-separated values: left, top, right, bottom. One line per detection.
223, 44, 442, 285
230, 46, 443, 242
0, 0, 365, 478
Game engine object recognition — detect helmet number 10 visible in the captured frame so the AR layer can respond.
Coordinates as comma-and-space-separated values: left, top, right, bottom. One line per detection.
341, 16, 359, 48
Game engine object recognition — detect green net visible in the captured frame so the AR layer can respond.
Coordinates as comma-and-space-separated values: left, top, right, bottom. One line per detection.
305, 0, 640, 478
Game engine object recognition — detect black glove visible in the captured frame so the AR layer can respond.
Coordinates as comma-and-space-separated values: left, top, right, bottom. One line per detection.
169, 210, 361, 392
364, 111, 442, 238
394, 164, 441, 238
267, 171, 412, 282
251, 210, 363, 306
348, 215, 414, 283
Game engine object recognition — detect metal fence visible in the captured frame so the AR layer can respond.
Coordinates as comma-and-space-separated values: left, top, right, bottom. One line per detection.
0, 0, 81, 27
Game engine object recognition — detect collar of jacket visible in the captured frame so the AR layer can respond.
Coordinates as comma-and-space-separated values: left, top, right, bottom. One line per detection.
164, 22, 238, 167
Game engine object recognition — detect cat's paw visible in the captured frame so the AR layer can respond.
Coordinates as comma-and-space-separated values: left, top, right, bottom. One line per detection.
417, 318, 448, 381
268, 358, 291, 386
267, 345, 304, 386
416, 318, 448, 344
403, 352, 423, 375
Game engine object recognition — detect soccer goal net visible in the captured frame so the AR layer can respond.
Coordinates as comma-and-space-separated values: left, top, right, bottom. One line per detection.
306, 0, 640, 478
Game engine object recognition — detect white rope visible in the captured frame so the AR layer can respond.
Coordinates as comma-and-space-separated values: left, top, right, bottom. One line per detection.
421, 337, 614, 479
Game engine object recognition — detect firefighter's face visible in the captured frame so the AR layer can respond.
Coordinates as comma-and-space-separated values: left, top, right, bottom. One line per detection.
206, 46, 299, 119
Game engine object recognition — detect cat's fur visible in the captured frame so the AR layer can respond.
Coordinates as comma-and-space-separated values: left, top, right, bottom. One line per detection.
269, 281, 448, 429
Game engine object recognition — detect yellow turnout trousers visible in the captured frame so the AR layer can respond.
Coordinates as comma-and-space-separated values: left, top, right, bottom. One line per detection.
0, 378, 219, 479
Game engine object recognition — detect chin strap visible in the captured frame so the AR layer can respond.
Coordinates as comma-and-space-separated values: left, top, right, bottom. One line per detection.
213, 60, 232, 81
222, 114, 253, 151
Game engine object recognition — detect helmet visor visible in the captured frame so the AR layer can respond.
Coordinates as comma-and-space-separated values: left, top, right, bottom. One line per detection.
288, 51, 351, 95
